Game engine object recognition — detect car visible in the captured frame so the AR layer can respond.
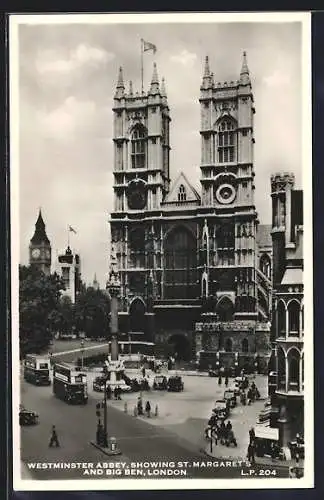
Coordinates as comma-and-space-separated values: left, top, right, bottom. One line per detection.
213, 399, 230, 419
153, 375, 168, 390
223, 389, 237, 408
167, 375, 184, 392
19, 408, 39, 426
93, 376, 106, 392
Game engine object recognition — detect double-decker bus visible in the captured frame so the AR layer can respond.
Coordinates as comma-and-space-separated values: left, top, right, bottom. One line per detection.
23, 355, 51, 385
53, 363, 88, 404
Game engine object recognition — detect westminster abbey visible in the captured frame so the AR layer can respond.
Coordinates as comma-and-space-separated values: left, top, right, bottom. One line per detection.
109, 53, 272, 369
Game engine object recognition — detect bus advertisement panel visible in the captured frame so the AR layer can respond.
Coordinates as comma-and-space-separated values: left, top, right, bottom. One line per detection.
53, 363, 88, 405
23, 355, 51, 385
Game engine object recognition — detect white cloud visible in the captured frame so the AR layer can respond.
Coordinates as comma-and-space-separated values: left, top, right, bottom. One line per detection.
263, 70, 291, 87
170, 49, 197, 67
37, 96, 96, 139
35, 43, 115, 74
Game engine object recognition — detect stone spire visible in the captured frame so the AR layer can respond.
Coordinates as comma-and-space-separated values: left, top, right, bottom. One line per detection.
128, 80, 133, 97
30, 208, 50, 244
93, 273, 99, 290
161, 77, 167, 97
201, 56, 212, 89
149, 62, 160, 95
239, 51, 250, 85
115, 66, 125, 97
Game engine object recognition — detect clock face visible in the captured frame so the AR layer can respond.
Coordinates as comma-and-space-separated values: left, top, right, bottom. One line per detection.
215, 183, 236, 205
32, 248, 41, 259
127, 181, 147, 210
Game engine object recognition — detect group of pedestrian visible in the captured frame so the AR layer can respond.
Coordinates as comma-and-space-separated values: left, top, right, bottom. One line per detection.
247, 382, 260, 405
106, 385, 122, 400
205, 417, 238, 447
137, 396, 151, 417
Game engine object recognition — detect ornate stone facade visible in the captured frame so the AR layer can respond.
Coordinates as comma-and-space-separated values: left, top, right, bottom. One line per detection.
109, 53, 271, 362
270, 173, 304, 446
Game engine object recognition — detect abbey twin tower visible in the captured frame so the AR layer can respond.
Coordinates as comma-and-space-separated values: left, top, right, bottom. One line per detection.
109, 52, 272, 369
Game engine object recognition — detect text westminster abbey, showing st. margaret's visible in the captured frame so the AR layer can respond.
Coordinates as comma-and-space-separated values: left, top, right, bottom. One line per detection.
109, 52, 273, 369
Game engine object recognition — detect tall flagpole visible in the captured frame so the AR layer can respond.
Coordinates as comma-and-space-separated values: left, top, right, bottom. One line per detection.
140, 38, 144, 94
67, 225, 70, 247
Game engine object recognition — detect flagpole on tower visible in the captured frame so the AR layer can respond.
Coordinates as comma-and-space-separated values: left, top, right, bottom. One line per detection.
67, 225, 70, 248
140, 38, 144, 94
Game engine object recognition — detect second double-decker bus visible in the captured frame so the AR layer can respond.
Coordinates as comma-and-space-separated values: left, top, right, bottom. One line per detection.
23, 355, 51, 386
53, 363, 88, 404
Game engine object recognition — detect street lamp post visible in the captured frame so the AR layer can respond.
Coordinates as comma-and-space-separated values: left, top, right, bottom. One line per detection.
80, 340, 84, 370
102, 379, 108, 448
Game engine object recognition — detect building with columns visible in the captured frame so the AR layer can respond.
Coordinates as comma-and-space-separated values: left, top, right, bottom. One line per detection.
29, 209, 52, 276
109, 53, 272, 366
270, 173, 303, 446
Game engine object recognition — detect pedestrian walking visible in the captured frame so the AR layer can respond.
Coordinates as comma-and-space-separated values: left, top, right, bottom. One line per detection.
145, 400, 151, 418
142, 366, 146, 378
114, 387, 118, 400
219, 420, 226, 444
225, 376, 229, 387
218, 375, 222, 385
49, 425, 60, 447
247, 441, 256, 464
137, 396, 143, 416
249, 426, 255, 444
106, 385, 112, 400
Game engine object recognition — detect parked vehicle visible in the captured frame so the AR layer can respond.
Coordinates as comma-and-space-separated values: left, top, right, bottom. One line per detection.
153, 375, 168, 390
258, 399, 272, 423
213, 399, 230, 419
224, 389, 237, 408
19, 407, 39, 426
167, 375, 184, 392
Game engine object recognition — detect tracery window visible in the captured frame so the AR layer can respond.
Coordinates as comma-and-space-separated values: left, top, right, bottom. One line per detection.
217, 118, 236, 163
131, 126, 146, 169
178, 184, 187, 202
164, 227, 197, 299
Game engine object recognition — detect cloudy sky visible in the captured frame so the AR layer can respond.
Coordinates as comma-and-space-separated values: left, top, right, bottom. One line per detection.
16, 17, 303, 288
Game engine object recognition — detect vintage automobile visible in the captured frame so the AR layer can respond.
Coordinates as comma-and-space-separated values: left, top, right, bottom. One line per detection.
213, 399, 230, 420
153, 375, 168, 390
235, 376, 249, 390
223, 389, 237, 408
93, 376, 106, 392
257, 399, 272, 423
19, 407, 39, 426
167, 375, 184, 392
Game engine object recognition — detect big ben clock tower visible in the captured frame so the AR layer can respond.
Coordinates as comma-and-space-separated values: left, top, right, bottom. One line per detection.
29, 209, 52, 276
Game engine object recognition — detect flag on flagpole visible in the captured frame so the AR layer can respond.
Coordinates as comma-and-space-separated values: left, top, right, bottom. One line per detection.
68, 225, 77, 234
142, 39, 157, 54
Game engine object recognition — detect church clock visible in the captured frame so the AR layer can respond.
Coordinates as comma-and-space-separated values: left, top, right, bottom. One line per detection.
31, 248, 41, 259
215, 183, 236, 205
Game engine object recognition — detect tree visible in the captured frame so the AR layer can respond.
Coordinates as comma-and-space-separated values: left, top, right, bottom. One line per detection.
19, 265, 65, 356
52, 295, 74, 337
74, 286, 111, 339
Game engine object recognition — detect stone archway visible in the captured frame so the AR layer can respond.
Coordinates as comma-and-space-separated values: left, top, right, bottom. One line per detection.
216, 296, 234, 322
167, 333, 191, 361
129, 298, 146, 333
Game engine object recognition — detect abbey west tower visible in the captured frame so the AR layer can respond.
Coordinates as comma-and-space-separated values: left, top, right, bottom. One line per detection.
109, 54, 271, 367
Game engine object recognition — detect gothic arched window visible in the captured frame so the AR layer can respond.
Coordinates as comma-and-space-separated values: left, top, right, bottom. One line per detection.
277, 347, 286, 390
225, 338, 233, 352
288, 348, 300, 390
288, 300, 300, 336
260, 254, 271, 279
242, 338, 249, 353
217, 118, 236, 163
178, 184, 187, 202
164, 227, 197, 299
277, 300, 286, 337
131, 125, 146, 169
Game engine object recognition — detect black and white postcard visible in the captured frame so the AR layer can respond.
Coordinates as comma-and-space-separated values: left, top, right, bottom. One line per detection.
9, 12, 313, 490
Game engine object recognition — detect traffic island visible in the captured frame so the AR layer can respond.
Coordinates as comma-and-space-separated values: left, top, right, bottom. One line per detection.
90, 437, 122, 456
